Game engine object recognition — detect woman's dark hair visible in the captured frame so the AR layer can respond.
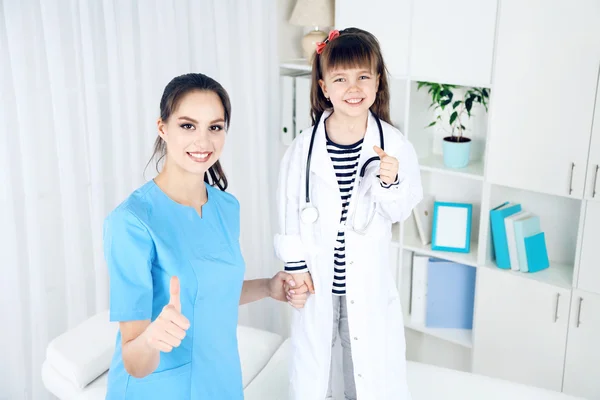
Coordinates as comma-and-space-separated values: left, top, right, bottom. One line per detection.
310, 27, 391, 125
147, 73, 231, 191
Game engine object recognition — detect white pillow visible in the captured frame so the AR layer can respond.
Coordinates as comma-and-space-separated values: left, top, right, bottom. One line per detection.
46, 310, 118, 389
237, 325, 284, 388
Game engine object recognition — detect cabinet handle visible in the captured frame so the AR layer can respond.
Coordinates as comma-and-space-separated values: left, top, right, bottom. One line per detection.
576, 297, 583, 328
593, 165, 599, 198
553, 293, 560, 322
568, 162, 575, 195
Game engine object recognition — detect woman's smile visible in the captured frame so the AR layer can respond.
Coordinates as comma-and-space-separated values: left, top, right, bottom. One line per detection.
187, 151, 212, 163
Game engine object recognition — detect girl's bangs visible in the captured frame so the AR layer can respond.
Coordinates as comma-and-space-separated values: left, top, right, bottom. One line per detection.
323, 40, 375, 73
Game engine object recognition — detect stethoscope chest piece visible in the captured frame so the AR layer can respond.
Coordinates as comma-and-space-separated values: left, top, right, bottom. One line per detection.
301, 204, 319, 224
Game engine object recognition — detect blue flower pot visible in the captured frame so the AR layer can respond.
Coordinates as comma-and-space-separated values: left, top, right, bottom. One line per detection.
442, 137, 471, 168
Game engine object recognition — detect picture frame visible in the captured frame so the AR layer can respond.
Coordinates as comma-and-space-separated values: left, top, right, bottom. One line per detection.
431, 201, 473, 253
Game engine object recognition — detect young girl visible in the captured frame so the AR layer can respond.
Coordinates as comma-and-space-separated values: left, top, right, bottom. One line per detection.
275, 28, 423, 399
103, 73, 307, 399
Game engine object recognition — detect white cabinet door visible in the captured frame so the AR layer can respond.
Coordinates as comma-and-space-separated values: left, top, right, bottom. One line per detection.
335, 0, 410, 78
409, 0, 497, 86
486, 0, 600, 198
562, 289, 600, 399
585, 70, 600, 201
577, 201, 600, 294
472, 267, 570, 392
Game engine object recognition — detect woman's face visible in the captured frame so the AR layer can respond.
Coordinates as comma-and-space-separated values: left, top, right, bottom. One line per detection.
158, 90, 226, 176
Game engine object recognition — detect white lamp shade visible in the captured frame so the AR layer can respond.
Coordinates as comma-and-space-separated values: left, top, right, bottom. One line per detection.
289, 0, 334, 28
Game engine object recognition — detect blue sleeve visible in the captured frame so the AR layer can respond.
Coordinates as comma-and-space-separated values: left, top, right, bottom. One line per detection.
103, 208, 155, 322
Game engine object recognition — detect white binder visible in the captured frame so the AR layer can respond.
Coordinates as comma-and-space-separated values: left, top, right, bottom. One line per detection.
413, 195, 435, 245
410, 254, 429, 326
294, 75, 312, 137
280, 75, 295, 145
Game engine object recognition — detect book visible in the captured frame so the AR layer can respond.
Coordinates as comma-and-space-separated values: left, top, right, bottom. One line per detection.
524, 232, 550, 273
425, 259, 476, 329
504, 211, 531, 272
490, 202, 522, 269
514, 215, 541, 272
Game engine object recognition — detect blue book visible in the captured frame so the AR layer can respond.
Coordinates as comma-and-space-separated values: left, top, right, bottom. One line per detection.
514, 215, 541, 272
524, 232, 549, 273
490, 202, 522, 269
425, 259, 476, 329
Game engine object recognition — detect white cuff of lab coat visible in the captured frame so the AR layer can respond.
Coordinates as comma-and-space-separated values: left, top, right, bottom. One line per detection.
274, 234, 306, 263
372, 171, 409, 201
378, 174, 400, 188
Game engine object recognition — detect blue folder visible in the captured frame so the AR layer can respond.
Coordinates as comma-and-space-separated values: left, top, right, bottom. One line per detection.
490, 202, 522, 269
426, 259, 476, 329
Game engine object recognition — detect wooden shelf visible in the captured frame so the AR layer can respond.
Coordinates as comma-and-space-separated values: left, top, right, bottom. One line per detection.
405, 321, 473, 348
402, 235, 478, 267
418, 154, 484, 181
482, 262, 574, 290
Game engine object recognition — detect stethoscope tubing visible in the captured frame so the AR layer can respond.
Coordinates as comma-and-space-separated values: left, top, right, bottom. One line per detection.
305, 113, 384, 204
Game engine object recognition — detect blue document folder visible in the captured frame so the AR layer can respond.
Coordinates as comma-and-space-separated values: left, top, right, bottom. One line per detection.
426, 259, 476, 329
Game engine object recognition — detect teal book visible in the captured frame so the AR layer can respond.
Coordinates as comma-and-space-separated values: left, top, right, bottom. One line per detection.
490, 202, 522, 269
514, 215, 541, 272
524, 232, 549, 273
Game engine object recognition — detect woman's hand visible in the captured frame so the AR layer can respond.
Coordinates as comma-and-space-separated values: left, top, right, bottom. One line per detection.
142, 276, 190, 353
268, 271, 311, 308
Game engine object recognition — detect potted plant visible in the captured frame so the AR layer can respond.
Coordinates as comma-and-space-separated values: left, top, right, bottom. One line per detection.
417, 81, 490, 168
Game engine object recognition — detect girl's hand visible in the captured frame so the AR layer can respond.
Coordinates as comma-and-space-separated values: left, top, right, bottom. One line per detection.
142, 276, 190, 353
374, 145, 399, 185
284, 272, 314, 309
268, 271, 311, 308
285, 282, 311, 309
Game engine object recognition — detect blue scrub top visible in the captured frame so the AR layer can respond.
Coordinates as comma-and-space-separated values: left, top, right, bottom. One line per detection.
103, 180, 245, 399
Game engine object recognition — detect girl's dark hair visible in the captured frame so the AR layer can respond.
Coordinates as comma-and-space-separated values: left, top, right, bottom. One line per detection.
148, 73, 231, 191
310, 27, 391, 126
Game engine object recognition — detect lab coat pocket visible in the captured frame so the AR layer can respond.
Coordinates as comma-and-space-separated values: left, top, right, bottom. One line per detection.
125, 362, 191, 398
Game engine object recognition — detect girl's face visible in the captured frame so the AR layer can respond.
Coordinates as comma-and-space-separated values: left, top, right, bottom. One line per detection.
319, 65, 380, 120
157, 90, 226, 176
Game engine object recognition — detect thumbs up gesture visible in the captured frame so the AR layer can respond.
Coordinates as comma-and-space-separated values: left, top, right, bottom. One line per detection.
143, 276, 190, 353
373, 145, 399, 185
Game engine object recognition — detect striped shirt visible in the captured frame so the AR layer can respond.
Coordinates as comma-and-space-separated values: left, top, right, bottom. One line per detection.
328, 135, 363, 296
284, 132, 363, 297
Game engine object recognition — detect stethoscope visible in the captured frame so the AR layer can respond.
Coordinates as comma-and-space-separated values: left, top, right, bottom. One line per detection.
300, 113, 384, 233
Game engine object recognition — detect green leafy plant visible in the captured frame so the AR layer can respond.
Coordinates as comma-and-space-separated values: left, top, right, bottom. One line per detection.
417, 81, 490, 142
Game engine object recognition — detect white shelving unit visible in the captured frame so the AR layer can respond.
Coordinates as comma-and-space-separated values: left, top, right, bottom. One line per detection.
279, 0, 600, 397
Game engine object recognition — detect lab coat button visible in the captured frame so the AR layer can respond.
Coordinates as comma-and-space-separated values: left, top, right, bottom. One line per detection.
349, 261, 354, 265
350, 300, 355, 304
358, 374, 362, 378
354, 337, 358, 341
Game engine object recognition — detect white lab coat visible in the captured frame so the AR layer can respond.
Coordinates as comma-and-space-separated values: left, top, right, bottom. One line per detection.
274, 110, 423, 400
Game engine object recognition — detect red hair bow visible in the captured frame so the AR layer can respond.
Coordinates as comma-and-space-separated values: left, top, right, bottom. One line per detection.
316, 30, 340, 55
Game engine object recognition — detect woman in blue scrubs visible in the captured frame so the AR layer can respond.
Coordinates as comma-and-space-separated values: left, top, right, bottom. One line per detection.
103, 73, 308, 399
